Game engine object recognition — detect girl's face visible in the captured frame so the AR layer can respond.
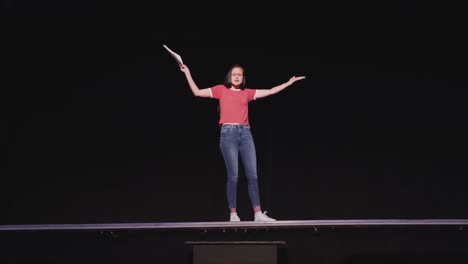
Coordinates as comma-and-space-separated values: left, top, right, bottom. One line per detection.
231, 67, 244, 87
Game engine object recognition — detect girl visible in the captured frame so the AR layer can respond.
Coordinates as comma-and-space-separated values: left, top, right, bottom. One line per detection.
180, 63, 305, 222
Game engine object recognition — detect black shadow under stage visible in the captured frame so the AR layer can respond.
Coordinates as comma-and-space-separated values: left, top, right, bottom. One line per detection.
1, 219, 468, 264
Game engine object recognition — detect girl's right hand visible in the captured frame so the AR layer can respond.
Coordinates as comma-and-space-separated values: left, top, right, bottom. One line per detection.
179, 64, 189, 73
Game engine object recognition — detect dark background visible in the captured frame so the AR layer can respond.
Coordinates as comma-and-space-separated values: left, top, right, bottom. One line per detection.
3, 1, 467, 225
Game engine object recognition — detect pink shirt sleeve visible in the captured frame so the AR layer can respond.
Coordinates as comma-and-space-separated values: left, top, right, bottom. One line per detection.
210, 84, 225, 99
246, 88, 257, 101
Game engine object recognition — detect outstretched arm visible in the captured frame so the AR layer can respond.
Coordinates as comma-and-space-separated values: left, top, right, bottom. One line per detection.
255, 76, 306, 99
179, 64, 212, 98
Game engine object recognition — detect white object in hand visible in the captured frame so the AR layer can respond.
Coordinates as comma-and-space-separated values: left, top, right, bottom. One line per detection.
163, 44, 183, 65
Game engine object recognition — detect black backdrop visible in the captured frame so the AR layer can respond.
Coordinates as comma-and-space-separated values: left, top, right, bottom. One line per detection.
3, 1, 467, 225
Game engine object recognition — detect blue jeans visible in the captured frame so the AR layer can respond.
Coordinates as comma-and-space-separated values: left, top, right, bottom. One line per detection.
219, 124, 261, 209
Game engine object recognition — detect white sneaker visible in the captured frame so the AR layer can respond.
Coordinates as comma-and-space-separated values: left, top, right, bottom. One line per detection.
230, 213, 241, 222
254, 211, 276, 222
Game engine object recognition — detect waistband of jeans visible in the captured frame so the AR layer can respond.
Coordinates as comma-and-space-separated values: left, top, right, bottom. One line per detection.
221, 123, 249, 127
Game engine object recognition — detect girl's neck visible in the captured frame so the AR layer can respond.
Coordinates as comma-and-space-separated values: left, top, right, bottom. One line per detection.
230, 85, 241, 91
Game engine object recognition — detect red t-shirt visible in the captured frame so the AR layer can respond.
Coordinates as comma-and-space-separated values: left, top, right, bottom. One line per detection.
210, 84, 257, 126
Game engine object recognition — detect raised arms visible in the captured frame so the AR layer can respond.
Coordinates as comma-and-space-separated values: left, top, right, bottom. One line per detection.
179, 63, 305, 99
179, 64, 212, 98
255, 76, 306, 99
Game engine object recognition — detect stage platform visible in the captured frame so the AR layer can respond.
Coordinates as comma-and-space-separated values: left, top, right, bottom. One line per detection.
1, 219, 468, 231
1, 219, 468, 264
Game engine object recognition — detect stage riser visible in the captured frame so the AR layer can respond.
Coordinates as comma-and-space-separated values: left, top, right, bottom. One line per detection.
0, 226, 467, 264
